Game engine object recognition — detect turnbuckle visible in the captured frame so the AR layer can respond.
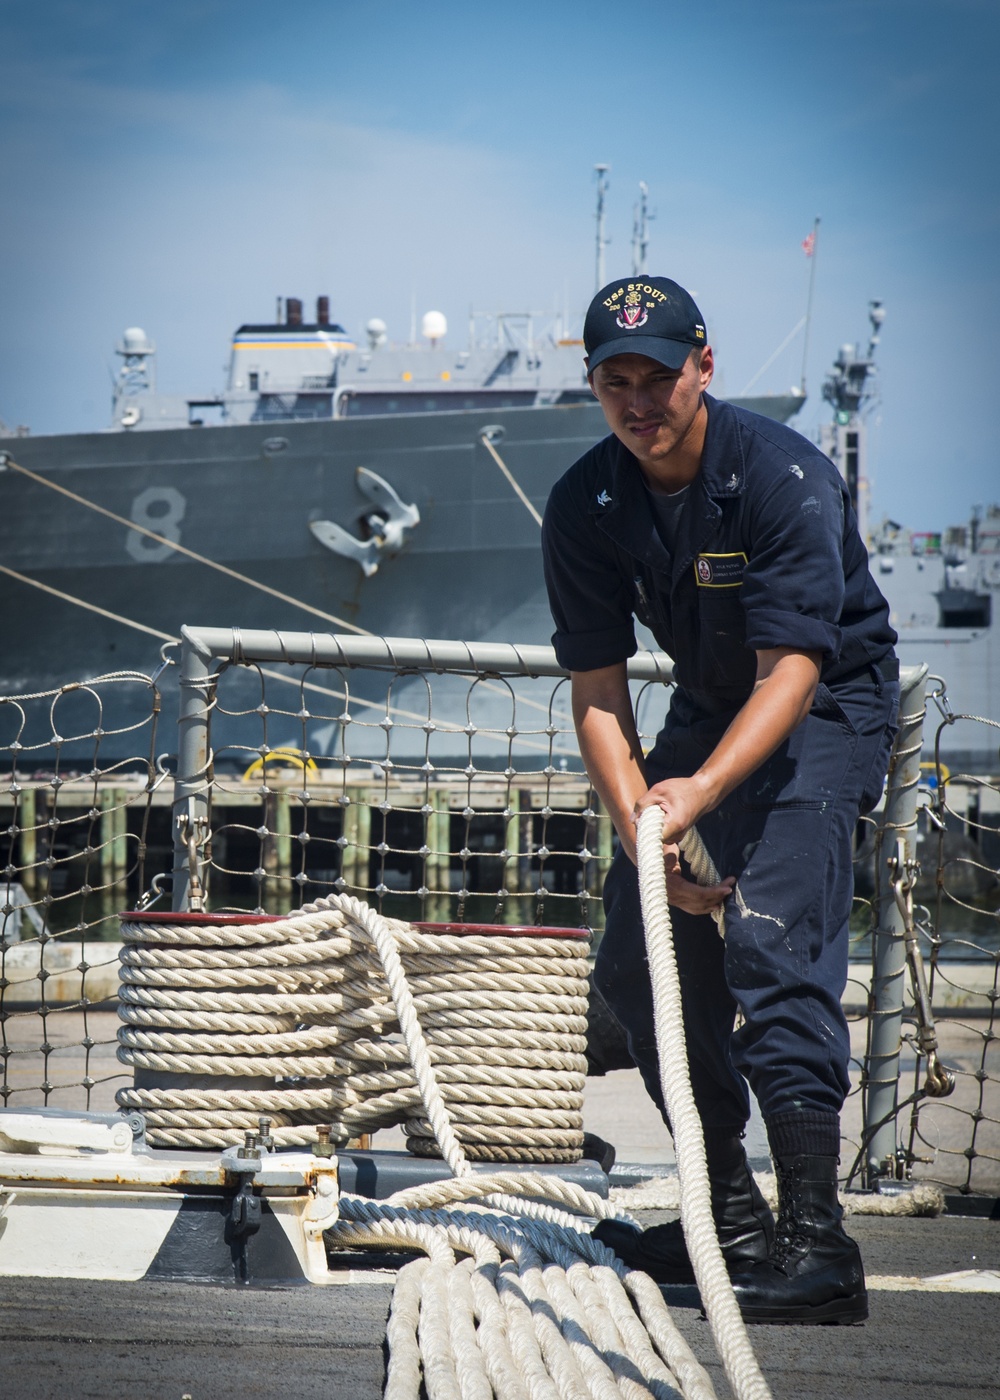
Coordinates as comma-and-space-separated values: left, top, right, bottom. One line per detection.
176, 802, 210, 913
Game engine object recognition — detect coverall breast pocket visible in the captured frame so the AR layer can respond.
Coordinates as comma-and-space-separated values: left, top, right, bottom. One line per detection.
698, 592, 753, 691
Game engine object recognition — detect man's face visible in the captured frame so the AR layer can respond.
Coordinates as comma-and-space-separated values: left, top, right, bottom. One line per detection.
587, 348, 714, 477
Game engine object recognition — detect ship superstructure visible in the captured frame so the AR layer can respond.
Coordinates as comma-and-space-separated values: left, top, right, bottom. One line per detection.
107, 294, 807, 434
109, 296, 594, 433
818, 303, 999, 769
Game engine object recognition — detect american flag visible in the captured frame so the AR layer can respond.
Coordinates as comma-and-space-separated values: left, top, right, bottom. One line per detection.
802, 231, 816, 257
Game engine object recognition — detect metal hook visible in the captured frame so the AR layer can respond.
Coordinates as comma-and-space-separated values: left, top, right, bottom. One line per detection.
888, 838, 956, 1102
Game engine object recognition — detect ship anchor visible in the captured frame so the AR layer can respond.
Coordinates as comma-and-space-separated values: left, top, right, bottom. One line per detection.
310, 467, 420, 577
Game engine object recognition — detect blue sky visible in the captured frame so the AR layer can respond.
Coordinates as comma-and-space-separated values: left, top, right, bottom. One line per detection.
1, 0, 997, 530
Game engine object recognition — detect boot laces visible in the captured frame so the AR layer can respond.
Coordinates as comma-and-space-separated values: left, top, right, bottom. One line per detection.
771, 1159, 810, 1265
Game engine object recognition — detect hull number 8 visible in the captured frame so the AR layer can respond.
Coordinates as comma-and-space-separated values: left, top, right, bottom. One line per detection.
126, 486, 187, 563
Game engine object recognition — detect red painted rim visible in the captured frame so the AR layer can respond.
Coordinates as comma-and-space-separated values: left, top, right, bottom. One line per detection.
413, 922, 590, 940
119, 910, 284, 925
119, 912, 589, 940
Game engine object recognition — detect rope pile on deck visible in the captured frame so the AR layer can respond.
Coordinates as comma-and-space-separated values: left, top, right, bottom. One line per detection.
117, 812, 773, 1399
116, 899, 589, 1157
324, 808, 771, 1400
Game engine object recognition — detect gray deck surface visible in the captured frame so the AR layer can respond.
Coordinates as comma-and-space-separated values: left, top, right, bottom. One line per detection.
3, 1061, 999, 1398
1, 1213, 998, 1399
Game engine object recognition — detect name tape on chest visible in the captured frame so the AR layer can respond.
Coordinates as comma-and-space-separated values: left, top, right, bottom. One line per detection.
694, 552, 747, 588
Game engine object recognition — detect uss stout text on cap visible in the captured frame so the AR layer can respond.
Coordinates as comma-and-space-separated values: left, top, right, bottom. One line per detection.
584, 277, 707, 374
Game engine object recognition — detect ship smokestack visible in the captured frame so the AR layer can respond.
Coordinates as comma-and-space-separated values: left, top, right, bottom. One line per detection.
286, 298, 303, 327
316, 296, 330, 326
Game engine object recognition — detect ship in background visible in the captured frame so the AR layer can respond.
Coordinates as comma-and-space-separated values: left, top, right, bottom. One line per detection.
0, 296, 801, 628
0, 207, 806, 764
1, 230, 995, 769
819, 301, 999, 772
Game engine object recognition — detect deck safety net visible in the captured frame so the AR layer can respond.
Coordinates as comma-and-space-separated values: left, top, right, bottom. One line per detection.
0, 669, 164, 1112
200, 648, 670, 928
2, 633, 997, 1197
872, 678, 1000, 1196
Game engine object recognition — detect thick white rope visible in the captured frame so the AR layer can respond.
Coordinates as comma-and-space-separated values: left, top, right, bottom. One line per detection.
610, 1174, 946, 1217
318, 818, 769, 1398
636, 806, 771, 1400
677, 827, 724, 937
333, 1197, 719, 1400
115, 843, 773, 1395
117, 898, 589, 1157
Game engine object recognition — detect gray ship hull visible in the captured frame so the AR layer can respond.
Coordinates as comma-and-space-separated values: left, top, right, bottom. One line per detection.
4, 401, 997, 771
875, 550, 999, 773
1, 404, 608, 760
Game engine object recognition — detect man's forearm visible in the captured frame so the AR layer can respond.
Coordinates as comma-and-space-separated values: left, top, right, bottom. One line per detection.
640, 648, 822, 844
689, 648, 822, 811
573, 663, 736, 908
571, 664, 647, 858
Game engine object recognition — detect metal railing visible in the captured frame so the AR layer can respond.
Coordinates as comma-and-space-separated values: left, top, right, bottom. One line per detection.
3, 628, 998, 1198
169, 627, 675, 924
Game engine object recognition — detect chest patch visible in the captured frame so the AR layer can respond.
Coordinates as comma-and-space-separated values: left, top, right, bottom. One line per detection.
694, 552, 747, 588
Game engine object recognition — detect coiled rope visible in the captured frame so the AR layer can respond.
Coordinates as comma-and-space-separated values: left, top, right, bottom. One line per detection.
116, 901, 589, 1160
320, 809, 771, 1399
117, 812, 772, 1398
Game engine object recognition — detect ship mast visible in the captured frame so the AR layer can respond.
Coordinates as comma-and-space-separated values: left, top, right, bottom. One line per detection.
112, 327, 156, 429
631, 182, 652, 276
799, 216, 820, 395
594, 164, 610, 291
819, 299, 885, 543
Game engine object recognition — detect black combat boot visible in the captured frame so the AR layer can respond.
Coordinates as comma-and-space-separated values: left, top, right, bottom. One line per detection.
730, 1153, 868, 1324
593, 1133, 774, 1284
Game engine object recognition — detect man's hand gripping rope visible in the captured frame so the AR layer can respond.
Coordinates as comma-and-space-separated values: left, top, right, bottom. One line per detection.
634, 777, 732, 932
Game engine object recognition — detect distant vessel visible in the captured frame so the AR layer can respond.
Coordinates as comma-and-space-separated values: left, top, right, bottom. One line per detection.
818, 302, 999, 771
0, 290, 804, 759
869, 508, 999, 769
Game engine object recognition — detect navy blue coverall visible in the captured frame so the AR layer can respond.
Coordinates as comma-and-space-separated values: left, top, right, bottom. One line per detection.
541, 394, 899, 1135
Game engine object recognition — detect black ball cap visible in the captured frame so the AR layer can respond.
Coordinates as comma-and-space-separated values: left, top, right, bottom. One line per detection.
584, 276, 707, 373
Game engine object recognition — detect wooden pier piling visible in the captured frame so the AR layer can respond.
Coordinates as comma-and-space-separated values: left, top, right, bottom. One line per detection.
340, 791, 372, 895
99, 789, 129, 889
17, 787, 37, 895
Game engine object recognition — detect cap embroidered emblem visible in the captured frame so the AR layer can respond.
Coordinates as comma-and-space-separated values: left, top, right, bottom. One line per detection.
596, 489, 612, 506
616, 289, 648, 331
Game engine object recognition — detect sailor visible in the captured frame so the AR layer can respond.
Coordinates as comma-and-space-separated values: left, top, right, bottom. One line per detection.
542, 276, 899, 1324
